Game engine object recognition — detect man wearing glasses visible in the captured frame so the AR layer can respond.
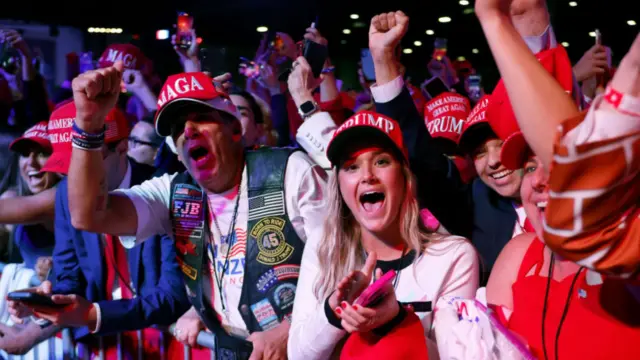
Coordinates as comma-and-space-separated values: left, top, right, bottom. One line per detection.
127, 114, 164, 166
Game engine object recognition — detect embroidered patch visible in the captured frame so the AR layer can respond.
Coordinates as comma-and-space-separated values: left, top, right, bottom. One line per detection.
248, 191, 285, 221
272, 283, 296, 311
171, 184, 205, 257
256, 269, 278, 293
250, 299, 279, 330
176, 257, 198, 280
250, 217, 294, 265
274, 264, 300, 280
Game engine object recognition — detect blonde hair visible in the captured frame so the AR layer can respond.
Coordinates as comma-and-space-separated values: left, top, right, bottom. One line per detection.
313, 164, 442, 299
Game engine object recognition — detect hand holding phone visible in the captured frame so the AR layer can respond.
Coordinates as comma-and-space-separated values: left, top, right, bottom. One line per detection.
421, 76, 450, 100
175, 12, 194, 51
354, 269, 397, 307
7, 291, 64, 309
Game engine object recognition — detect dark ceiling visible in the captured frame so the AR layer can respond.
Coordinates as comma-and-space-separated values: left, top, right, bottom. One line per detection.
4, 0, 638, 88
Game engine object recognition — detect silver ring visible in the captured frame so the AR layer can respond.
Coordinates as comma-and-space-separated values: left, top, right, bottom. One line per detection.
174, 328, 182, 337
292, 61, 299, 69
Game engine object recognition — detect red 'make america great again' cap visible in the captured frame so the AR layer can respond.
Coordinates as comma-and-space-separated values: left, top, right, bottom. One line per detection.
326, 111, 408, 167
9, 121, 52, 154
154, 72, 240, 137
42, 101, 130, 175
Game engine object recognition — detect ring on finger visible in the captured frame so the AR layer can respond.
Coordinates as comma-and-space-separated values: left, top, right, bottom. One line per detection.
292, 61, 299, 69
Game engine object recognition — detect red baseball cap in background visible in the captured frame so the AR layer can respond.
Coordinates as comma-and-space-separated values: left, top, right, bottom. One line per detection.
154, 72, 240, 137
98, 44, 145, 70
326, 111, 408, 167
9, 121, 52, 154
457, 95, 493, 155
488, 46, 575, 170
42, 102, 131, 175
424, 92, 471, 144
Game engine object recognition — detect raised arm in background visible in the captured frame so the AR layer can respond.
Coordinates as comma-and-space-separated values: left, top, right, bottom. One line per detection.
67, 62, 139, 236
475, 0, 578, 169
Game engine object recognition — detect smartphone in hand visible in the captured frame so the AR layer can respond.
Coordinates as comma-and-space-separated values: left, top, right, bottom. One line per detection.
7, 291, 65, 309
354, 270, 396, 308
175, 12, 194, 50
421, 76, 450, 100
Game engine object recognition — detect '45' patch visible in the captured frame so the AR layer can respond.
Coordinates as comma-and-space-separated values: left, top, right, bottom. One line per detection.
250, 217, 294, 265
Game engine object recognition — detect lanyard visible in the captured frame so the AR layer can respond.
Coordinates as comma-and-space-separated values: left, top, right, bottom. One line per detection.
207, 175, 243, 313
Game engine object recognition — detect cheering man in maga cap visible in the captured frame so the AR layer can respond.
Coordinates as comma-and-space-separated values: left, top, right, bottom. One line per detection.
62, 62, 328, 359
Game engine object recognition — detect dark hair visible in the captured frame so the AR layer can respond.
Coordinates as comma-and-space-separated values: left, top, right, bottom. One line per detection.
229, 88, 264, 124
139, 111, 164, 146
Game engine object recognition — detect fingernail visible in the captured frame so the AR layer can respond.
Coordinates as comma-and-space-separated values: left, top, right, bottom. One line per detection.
353, 305, 359, 310
341, 301, 347, 309
335, 308, 342, 315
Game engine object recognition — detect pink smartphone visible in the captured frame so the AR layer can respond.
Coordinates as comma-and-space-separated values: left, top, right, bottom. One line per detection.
354, 270, 396, 307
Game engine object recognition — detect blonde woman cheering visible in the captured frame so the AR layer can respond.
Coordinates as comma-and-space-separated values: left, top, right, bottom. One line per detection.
287, 111, 479, 360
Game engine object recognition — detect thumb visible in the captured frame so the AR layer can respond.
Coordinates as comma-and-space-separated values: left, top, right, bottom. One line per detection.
38, 281, 53, 295
362, 251, 378, 277
113, 60, 125, 74
51, 294, 76, 305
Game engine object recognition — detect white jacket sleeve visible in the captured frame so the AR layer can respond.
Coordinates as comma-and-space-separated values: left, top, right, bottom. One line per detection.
295, 112, 337, 170
288, 232, 346, 360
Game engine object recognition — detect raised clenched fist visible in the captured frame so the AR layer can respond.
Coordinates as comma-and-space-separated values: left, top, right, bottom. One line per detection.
71, 61, 124, 132
368, 11, 409, 58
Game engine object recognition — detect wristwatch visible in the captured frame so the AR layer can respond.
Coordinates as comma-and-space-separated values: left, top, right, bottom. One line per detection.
298, 100, 319, 119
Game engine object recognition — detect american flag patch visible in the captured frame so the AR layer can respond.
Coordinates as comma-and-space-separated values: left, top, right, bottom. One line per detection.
105, 121, 119, 140
248, 192, 285, 221
175, 188, 189, 195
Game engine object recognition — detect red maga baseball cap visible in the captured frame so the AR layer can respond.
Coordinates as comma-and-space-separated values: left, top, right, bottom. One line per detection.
42, 102, 131, 175
424, 92, 471, 144
9, 121, 52, 154
98, 44, 145, 70
488, 46, 575, 170
326, 111, 408, 167
154, 72, 240, 137
458, 95, 493, 154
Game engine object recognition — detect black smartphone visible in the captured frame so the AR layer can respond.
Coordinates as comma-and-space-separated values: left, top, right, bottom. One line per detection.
302, 40, 328, 79
7, 291, 65, 308
176, 12, 194, 50
422, 76, 450, 99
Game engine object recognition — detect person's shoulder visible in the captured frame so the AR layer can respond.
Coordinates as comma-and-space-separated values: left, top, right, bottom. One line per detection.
503, 233, 537, 257
424, 235, 476, 260
287, 149, 321, 169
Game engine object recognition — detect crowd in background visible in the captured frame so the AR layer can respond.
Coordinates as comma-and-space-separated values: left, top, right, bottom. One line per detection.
0, 0, 639, 359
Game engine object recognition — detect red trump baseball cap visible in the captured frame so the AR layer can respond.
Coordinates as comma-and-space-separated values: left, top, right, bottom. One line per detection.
488, 46, 575, 170
42, 102, 130, 175
9, 121, 52, 155
98, 44, 145, 70
424, 92, 471, 144
326, 111, 408, 167
154, 72, 240, 137
458, 95, 493, 154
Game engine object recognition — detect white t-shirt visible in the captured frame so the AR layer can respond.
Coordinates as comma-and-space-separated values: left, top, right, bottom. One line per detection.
115, 151, 329, 335
287, 233, 480, 360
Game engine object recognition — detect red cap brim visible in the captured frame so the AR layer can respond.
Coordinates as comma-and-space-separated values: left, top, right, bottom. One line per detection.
327, 126, 408, 167
9, 138, 52, 154
500, 131, 529, 170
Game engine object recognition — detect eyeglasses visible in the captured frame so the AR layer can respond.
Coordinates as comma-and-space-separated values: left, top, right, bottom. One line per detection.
128, 136, 159, 148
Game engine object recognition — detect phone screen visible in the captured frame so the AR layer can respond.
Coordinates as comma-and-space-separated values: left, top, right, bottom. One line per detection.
177, 13, 193, 33
361, 49, 376, 81
468, 75, 481, 88
433, 38, 448, 61
423, 76, 450, 99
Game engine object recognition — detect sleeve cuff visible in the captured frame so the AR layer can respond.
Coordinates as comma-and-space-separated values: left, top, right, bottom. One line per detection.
324, 296, 344, 330
370, 76, 404, 104
91, 302, 102, 334
371, 302, 407, 337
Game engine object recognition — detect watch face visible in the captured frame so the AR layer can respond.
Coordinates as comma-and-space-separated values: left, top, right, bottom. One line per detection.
300, 101, 317, 114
